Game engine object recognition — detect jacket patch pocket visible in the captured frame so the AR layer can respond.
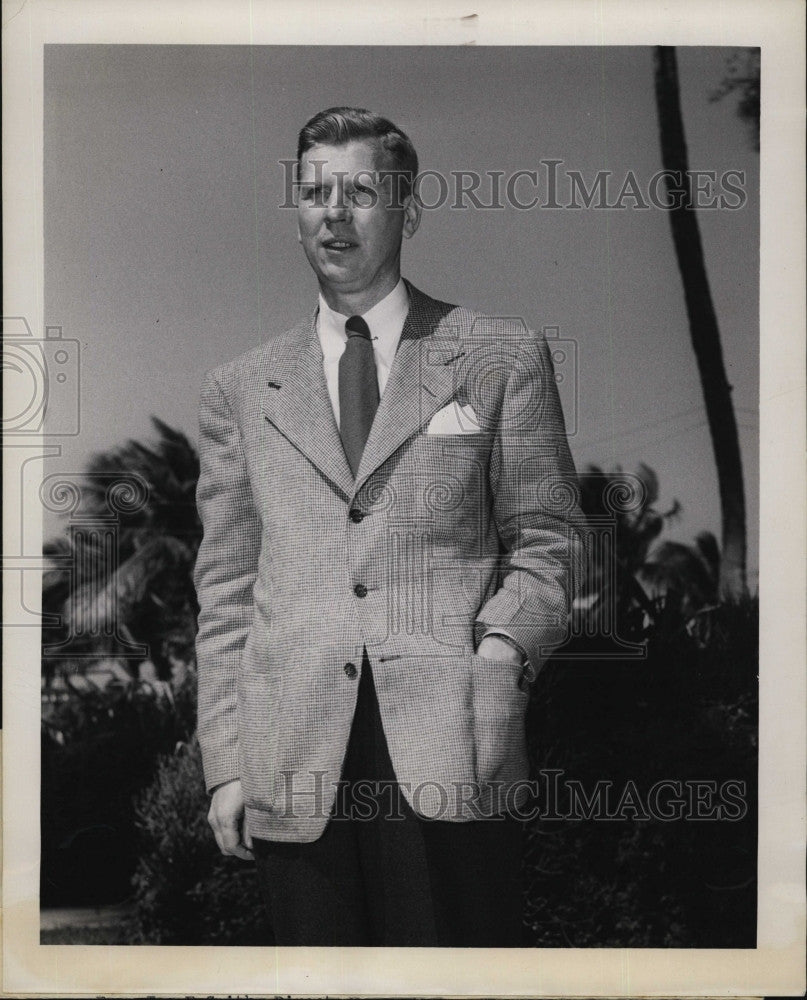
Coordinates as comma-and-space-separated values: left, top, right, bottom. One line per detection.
412, 429, 492, 459
471, 653, 529, 791
237, 668, 285, 811
405, 433, 492, 525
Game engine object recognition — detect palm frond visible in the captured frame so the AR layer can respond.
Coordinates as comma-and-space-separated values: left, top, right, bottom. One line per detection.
66, 535, 192, 634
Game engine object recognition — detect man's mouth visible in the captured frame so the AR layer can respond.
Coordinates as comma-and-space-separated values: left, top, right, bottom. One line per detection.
321, 238, 357, 252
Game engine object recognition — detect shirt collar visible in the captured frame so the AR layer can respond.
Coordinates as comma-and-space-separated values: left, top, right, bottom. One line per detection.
317, 278, 410, 365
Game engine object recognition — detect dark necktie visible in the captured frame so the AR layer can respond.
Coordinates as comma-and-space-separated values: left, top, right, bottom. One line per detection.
339, 314, 379, 476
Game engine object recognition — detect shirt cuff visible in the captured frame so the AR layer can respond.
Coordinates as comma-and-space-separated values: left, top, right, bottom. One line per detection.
477, 626, 536, 682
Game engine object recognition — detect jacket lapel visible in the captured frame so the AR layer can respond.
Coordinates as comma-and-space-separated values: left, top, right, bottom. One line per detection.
261, 284, 463, 501
260, 314, 355, 500
354, 283, 462, 494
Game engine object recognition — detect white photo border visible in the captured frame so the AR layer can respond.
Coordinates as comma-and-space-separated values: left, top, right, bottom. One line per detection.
3, 0, 804, 995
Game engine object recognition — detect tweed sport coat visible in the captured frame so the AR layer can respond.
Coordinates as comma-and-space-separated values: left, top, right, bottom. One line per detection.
193, 280, 586, 842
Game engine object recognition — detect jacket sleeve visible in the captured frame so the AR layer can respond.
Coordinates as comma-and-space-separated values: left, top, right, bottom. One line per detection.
475, 331, 588, 677
193, 370, 262, 792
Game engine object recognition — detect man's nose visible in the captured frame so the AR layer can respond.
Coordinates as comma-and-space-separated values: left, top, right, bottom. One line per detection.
324, 188, 351, 222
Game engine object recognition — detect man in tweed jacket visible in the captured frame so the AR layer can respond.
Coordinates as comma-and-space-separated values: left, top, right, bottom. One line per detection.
194, 107, 585, 946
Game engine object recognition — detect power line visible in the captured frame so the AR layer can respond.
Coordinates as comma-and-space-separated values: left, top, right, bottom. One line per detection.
596, 418, 711, 459
573, 405, 704, 450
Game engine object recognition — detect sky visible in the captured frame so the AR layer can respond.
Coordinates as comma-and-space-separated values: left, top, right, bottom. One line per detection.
42, 44, 759, 580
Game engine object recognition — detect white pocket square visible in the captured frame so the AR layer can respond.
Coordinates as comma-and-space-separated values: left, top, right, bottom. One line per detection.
426, 400, 482, 435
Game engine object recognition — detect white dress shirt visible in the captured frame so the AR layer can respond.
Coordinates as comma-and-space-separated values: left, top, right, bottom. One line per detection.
316, 277, 410, 428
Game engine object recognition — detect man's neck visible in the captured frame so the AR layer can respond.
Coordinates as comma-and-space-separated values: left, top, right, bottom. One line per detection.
318, 273, 402, 317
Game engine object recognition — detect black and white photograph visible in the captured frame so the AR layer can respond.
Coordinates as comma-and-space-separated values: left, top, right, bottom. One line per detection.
2, 0, 804, 996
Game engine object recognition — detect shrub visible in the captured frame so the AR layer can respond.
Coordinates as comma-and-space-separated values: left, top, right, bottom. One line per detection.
131, 740, 272, 945
40, 670, 197, 906
522, 595, 758, 947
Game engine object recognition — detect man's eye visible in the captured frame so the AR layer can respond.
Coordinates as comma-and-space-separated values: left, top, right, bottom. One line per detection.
350, 188, 375, 208
299, 187, 326, 204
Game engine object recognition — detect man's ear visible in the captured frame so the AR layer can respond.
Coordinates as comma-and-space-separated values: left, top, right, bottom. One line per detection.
402, 193, 422, 239
296, 219, 303, 244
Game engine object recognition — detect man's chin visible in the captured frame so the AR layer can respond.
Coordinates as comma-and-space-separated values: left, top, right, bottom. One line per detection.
316, 263, 363, 288
318, 253, 360, 272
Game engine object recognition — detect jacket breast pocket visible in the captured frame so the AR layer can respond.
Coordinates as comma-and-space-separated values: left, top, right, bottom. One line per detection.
237, 668, 285, 811
407, 430, 492, 496
397, 433, 493, 549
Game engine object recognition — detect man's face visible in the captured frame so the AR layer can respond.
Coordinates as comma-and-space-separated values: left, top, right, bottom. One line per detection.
296, 139, 420, 309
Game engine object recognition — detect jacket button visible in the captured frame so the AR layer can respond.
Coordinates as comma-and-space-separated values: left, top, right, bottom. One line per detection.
353, 583, 368, 598
344, 661, 358, 679
349, 509, 365, 523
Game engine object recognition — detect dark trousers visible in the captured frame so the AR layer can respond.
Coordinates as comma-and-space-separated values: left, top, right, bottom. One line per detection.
253, 651, 524, 946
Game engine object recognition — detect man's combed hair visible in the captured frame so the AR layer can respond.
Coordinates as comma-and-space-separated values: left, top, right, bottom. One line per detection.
297, 106, 419, 196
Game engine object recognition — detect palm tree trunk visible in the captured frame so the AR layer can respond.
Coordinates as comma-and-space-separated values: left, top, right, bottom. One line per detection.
653, 46, 747, 597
